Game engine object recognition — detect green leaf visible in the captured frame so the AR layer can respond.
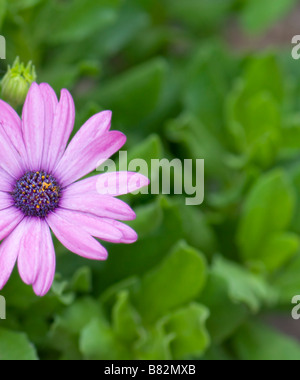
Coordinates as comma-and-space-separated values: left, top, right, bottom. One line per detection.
183, 43, 237, 135
200, 257, 276, 344
260, 233, 299, 273
212, 257, 276, 313
8, 0, 42, 12
199, 273, 249, 344
135, 320, 173, 360
243, 55, 284, 102
280, 115, 300, 159
164, 0, 234, 31
119, 134, 163, 201
174, 198, 217, 256
237, 170, 295, 261
126, 134, 163, 164
39, 63, 81, 92
0, 0, 7, 29
203, 345, 236, 360
93, 58, 167, 128
164, 303, 210, 359
47, 0, 122, 44
128, 196, 163, 238
70, 266, 92, 294
166, 113, 227, 178
0, 328, 38, 360
96, 4, 150, 56
226, 55, 284, 167
231, 321, 300, 360
94, 196, 188, 291
51, 275, 75, 305
273, 253, 300, 304
227, 88, 281, 167
54, 298, 102, 336
48, 298, 103, 359
79, 318, 128, 360
134, 241, 207, 323
240, 0, 298, 34
112, 291, 142, 344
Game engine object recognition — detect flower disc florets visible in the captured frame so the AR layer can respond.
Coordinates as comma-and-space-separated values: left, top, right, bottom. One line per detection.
12, 171, 61, 217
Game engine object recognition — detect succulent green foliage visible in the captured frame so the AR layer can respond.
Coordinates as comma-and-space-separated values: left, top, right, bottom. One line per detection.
0, 0, 300, 361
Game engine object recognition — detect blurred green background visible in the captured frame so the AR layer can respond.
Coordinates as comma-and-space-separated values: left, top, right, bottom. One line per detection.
1, 0, 300, 360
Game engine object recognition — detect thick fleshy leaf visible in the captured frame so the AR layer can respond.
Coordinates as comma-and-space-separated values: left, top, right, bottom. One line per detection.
0, 207, 24, 241
46, 89, 75, 172
93, 58, 167, 127
39, 83, 58, 170
33, 221, 56, 296
134, 241, 208, 323
60, 194, 136, 221
18, 218, 43, 285
237, 170, 295, 261
47, 211, 108, 260
54, 131, 126, 186
0, 218, 28, 290
164, 303, 210, 359
22, 82, 45, 170
65, 172, 149, 197
0, 328, 38, 360
232, 321, 300, 360
112, 291, 142, 344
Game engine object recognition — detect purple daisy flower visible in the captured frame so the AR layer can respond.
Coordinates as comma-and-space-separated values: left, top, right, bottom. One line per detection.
0, 82, 149, 296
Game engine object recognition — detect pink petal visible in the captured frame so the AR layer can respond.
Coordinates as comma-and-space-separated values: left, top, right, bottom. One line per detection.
0, 99, 27, 159
0, 207, 24, 241
47, 211, 108, 260
18, 218, 42, 285
22, 83, 45, 169
33, 221, 56, 296
39, 83, 59, 170
0, 124, 24, 178
0, 218, 28, 290
54, 208, 133, 243
101, 218, 138, 244
65, 172, 150, 197
0, 191, 14, 210
0, 168, 15, 192
60, 193, 136, 221
54, 131, 126, 187
46, 89, 75, 172
58, 110, 112, 155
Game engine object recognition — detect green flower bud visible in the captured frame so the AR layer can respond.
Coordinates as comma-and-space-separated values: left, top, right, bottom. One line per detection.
1, 57, 37, 107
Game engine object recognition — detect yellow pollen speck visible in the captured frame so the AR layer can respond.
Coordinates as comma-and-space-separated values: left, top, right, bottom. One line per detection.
42, 182, 52, 191
42, 176, 45, 180
36, 205, 40, 209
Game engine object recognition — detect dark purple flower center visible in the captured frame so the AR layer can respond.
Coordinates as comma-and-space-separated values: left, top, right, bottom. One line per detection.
12, 171, 62, 218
